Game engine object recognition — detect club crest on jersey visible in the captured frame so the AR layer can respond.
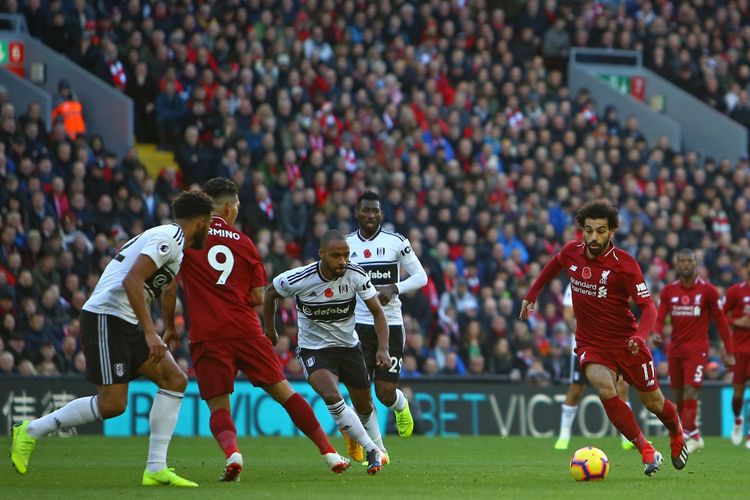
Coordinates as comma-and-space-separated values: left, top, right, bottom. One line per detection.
306, 357, 315, 367
158, 243, 170, 255
377, 247, 386, 256
114, 363, 124, 377
324, 288, 334, 298
582, 267, 592, 279
339, 285, 349, 294
681, 295, 690, 305
599, 270, 611, 285
364, 249, 372, 258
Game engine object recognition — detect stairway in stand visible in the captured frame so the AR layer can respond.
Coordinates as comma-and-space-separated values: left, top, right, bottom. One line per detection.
136, 143, 177, 179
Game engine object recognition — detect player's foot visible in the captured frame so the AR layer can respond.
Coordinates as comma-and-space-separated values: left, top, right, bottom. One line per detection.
341, 429, 364, 462
323, 452, 351, 474
10, 420, 36, 475
621, 437, 635, 451
142, 467, 198, 487
219, 452, 243, 482
732, 417, 743, 445
395, 399, 414, 438
670, 433, 688, 470
365, 448, 382, 476
642, 450, 664, 477
686, 435, 705, 454
554, 437, 570, 450
745, 436, 750, 450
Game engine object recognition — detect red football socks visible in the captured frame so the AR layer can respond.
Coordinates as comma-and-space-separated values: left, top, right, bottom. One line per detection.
210, 408, 239, 458
681, 399, 698, 433
283, 393, 336, 455
656, 399, 682, 436
602, 396, 651, 454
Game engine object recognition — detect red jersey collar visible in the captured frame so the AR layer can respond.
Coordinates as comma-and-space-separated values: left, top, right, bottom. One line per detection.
580, 241, 617, 263
212, 215, 228, 225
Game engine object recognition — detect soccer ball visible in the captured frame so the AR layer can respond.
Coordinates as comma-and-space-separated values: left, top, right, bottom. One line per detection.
569, 446, 609, 481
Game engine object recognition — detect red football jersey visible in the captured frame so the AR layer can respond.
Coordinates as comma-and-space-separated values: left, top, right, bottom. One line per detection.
527, 240, 653, 350
723, 282, 750, 354
180, 215, 267, 342
655, 278, 732, 356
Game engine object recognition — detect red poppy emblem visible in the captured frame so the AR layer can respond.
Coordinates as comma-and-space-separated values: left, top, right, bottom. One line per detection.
324, 288, 334, 298
681, 295, 690, 305
582, 267, 592, 279
364, 249, 372, 258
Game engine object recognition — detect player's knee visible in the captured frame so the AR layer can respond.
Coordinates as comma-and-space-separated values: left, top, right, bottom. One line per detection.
375, 386, 395, 406
163, 369, 188, 392
99, 397, 127, 419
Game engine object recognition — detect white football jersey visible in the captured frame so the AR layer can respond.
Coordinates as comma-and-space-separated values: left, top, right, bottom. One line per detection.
84, 224, 185, 324
346, 227, 424, 325
273, 261, 376, 349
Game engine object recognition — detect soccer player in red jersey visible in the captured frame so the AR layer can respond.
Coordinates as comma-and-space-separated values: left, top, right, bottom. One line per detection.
520, 200, 687, 476
178, 178, 349, 481
652, 249, 734, 453
723, 258, 750, 448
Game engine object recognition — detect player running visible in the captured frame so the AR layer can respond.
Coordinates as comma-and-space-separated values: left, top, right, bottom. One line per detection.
263, 230, 390, 475
179, 178, 349, 481
652, 249, 734, 453
343, 191, 427, 462
723, 258, 750, 448
555, 285, 635, 451
521, 199, 687, 477
10, 191, 214, 486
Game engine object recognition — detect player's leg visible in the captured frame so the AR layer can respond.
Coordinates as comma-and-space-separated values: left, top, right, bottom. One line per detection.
638, 387, 688, 470
299, 347, 379, 473
731, 353, 748, 445
11, 312, 127, 475
615, 377, 635, 450
137, 348, 197, 487
555, 382, 584, 449
263, 378, 348, 472
372, 325, 413, 438
191, 340, 242, 481
682, 384, 704, 452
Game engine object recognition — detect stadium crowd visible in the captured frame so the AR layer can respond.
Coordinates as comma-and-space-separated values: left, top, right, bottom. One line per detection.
0, 0, 747, 386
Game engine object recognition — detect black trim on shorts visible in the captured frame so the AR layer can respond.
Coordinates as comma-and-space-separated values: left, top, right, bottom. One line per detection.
80, 311, 150, 385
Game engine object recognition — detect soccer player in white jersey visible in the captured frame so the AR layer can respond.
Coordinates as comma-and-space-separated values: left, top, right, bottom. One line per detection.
10, 191, 213, 487
554, 285, 635, 451
343, 191, 427, 461
263, 230, 390, 475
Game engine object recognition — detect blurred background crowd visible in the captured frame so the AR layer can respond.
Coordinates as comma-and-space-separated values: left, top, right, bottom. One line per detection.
0, 0, 747, 386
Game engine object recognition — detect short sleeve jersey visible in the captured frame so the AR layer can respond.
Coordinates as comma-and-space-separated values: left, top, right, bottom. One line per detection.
656, 278, 723, 355
724, 282, 750, 354
272, 262, 376, 349
555, 241, 653, 350
83, 224, 185, 324
346, 227, 418, 325
180, 216, 267, 342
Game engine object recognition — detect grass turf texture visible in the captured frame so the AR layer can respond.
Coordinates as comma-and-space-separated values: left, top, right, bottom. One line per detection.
3, 436, 746, 499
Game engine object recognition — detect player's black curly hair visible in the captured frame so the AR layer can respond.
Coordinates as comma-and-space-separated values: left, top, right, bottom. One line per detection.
202, 177, 238, 200
172, 191, 214, 219
357, 190, 381, 207
575, 199, 619, 230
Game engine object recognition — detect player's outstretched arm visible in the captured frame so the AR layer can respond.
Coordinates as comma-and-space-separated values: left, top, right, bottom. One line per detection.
262, 285, 281, 346
365, 296, 390, 369
123, 254, 167, 363
519, 300, 535, 320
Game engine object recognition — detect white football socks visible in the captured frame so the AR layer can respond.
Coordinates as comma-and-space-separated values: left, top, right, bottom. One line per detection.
27, 395, 101, 438
146, 389, 183, 473
326, 400, 377, 452
388, 389, 407, 412
558, 404, 578, 440
358, 409, 385, 452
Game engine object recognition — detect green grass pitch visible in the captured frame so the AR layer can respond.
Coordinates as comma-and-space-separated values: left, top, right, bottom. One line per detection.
3, 435, 747, 499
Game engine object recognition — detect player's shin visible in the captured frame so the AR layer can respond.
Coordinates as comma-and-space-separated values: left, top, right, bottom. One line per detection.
283, 393, 335, 454
147, 389, 183, 473
26, 395, 102, 438
682, 399, 699, 434
655, 399, 682, 436
326, 400, 378, 452
602, 396, 651, 454
210, 408, 239, 458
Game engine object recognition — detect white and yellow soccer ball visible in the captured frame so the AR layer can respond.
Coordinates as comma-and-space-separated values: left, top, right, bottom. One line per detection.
569, 446, 609, 481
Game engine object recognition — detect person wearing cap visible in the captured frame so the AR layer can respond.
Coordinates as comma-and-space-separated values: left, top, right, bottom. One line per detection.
51, 79, 86, 141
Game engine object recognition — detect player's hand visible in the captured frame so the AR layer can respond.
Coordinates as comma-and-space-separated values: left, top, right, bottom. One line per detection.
725, 353, 736, 368
146, 330, 168, 363
735, 316, 750, 328
627, 336, 645, 356
376, 284, 398, 306
375, 346, 390, 369
265, 329, 279, 346
650, 333, 663, 347
163, 328, 181, 352
519, 300, 534, 320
